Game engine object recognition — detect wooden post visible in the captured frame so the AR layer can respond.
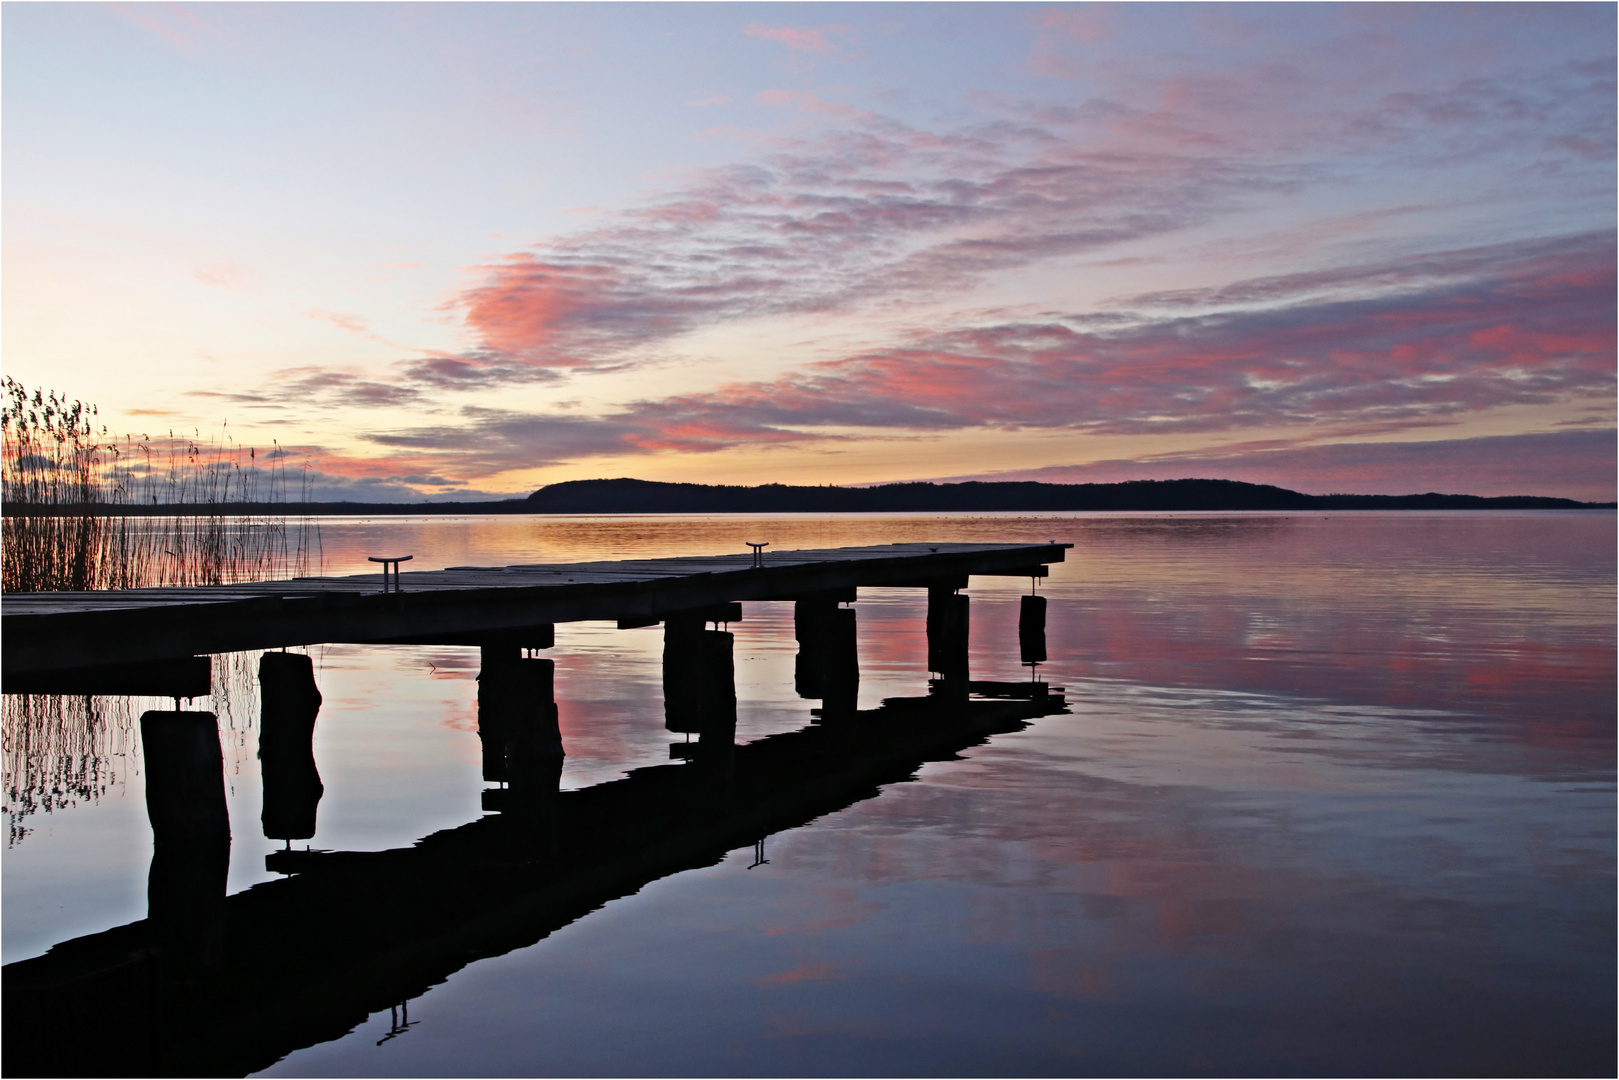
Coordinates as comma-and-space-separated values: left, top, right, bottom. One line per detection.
479, 654, 563, 795
1019, 594, 1048, 665
506, 659, 564, 764
665, 619, 736, 767
140, 710, 229, 977
820, 607, 860, 720
142, 710, 229, 846
700, 629, 737, 725
258, 652, 324, 842
927, 587, 970, 701
662, 617, 705, 734
694, 628, 737, 773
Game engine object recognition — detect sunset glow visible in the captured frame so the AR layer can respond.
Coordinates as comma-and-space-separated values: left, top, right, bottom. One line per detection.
4, 3, 1613, 500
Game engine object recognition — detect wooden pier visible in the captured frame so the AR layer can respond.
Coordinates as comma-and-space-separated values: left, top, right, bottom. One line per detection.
2, 541, 1067, 678
3, 540, 1072, 1075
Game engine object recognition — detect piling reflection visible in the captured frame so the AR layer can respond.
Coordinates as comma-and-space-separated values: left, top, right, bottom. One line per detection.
1, 689, 1064, 1078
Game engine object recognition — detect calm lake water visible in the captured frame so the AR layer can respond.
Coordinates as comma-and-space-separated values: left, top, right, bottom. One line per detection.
4, 511, 1614, 1076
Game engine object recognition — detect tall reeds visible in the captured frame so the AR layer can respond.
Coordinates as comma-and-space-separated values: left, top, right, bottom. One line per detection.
1, 377, 322, 592
2, 383, 317, 846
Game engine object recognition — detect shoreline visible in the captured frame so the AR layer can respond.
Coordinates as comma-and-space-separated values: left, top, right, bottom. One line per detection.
3, 499, 1613, 516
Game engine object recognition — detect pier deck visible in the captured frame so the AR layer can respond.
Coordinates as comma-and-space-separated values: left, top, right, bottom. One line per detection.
2, 541, 1067, 675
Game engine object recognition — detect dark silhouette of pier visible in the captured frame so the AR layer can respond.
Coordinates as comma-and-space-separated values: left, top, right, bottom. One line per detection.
3, 540, 1068, 1076
3, 691, 1065, 1078
3, 541, 1065, 680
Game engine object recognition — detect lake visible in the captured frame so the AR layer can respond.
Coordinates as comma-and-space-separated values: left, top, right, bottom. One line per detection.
3, 511, 1614, 1076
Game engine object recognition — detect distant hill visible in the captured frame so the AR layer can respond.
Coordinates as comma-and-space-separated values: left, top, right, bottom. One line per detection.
1310, 492, 1615, 510
522, 477, 1612, 513
6, 478, 1609, 516
525, 477, 1316, 512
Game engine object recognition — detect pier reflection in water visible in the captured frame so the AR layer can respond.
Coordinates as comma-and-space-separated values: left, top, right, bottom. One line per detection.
2, 512, 1613, 1077
5, 583, 1064, 1077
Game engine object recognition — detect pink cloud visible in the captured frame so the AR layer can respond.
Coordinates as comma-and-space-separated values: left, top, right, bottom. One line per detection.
192, 262, 259, 292
104, 2, 233, 54
755, 961, 840, 986
752, 88, 870, 120
743, 23, 854, 55
459, 258, 629, 365
258, 41, 1612, 501
1029, 4, 1117, 78
363, 231, 1614, 490
435, 51, 1607, 380
607, 231, 1614, 445
307, 310, 368, 334
445, 116, 1292, 372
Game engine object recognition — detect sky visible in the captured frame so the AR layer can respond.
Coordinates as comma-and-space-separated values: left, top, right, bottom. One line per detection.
3, 2, 1614, 502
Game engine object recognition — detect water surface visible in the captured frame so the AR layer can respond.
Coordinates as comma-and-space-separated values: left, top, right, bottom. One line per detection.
4, 511, 1613, 1076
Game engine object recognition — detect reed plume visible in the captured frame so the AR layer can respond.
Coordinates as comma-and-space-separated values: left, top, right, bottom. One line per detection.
1, 377, 321, 592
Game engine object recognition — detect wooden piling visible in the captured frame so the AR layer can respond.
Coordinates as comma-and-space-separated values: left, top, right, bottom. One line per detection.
1019, 594, 1048, 665
926, 587, 970, 699
820, 607, 860, 719
662, 617, 705, 733
479, 656, 563, 790
141, 710, 229, 845
793, 599, 834, 699
664, 620, 736, 735
257, 653, 324, 842
140, 710, 230, 978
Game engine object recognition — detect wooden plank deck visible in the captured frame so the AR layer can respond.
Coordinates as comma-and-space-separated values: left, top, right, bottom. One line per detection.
2, 542, 1067, 675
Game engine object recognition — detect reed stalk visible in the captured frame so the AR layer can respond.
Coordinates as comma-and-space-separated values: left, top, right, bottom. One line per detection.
1, 377, 322, 592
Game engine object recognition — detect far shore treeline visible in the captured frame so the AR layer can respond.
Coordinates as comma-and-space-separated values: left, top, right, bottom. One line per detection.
4, 477, 1612, 516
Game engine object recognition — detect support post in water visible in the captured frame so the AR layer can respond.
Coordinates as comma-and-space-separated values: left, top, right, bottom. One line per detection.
694, 627, 737, 772
1019, 593, 1048, 667
820, 607, 860, 720
662, 617, 706, 733
140, 709, 230, 977
479, 650, 564, 807
477, 643, 519, 783
793, 587, 858, 702
793, 598, 834, 700
927, 584, 970, 702
258, 652, 324, 843
664, 617, 737, 770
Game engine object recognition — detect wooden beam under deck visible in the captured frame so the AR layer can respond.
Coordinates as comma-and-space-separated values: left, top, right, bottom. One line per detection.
2, 542, 1068, 676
